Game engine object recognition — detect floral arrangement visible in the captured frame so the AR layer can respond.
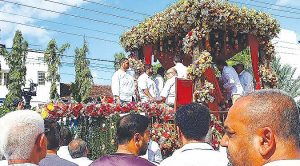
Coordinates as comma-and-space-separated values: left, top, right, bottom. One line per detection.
259, 64, 278, 88
128, 56, 144, 75
187, 50, 213, 80
194, 80, 215, 103
151, 123, 180, 158
182, 26, 209, 55
210, 114, 224, 149
40, 101, 174, 121
120, 0, 279, 52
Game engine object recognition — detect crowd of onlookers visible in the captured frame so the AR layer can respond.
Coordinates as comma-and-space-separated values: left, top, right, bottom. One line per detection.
0, 89, 300, 166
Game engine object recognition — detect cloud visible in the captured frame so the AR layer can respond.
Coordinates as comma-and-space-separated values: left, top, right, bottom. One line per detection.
0, 0, 88, 47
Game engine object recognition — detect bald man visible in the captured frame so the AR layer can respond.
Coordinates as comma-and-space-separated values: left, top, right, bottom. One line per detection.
68, 139, 93, 166
221, 89, 300, 166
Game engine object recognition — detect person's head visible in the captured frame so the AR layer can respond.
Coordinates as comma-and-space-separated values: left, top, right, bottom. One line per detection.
215, 60, 227, 72
68, 139, 88, 159
0, 110, 47, 164
235, 63, 244, 74
116, 114, 150, 156
156, 67, 165, 76
175, 103, 211, 145
120, 58, 130, 71
44, 119, 61, 151
60, 127, 72, 146
165, 68, 177, 80
174, 55, 183, 64
144, 64, 153, 76
221, 89, 300, 166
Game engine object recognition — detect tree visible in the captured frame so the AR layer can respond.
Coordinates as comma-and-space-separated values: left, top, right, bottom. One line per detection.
44, 39, 70, 100
2, 30, 28, 109
227, 48, 252, 71
271, 57, 300, 98
114, 52, 126, 71
71, 40, 93, 103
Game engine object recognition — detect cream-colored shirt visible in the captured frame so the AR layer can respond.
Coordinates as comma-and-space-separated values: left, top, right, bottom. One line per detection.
263, 160, 300, 166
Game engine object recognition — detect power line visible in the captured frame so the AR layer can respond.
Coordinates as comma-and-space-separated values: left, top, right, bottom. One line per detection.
0, 10, 120, 36
249, 0, 300, 12
82, 0, 151, 17
60, 72, 111, 81
44, 0, 142, 22
273, 40, 300, 46
0, 19, 119, 44
228, 0, 300, 19
230, 0, 300, 15
0, 0, 131, 28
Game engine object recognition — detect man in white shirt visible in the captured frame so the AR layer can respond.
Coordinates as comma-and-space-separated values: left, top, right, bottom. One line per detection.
111, 58, 135, 103
160, 103, 228, 166
216, 60, 244, 103
160, 68, 177, 105
68, 139, 93, 166
221, 89, 300, 166
234, 63, 254, 94
138, 65, 156, 102
173, 56, 187, 79
154, 67, 165, 95
141, 140, 163, 165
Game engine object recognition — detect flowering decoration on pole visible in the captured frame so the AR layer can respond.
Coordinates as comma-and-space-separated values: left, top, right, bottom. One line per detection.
259, 64, 278, 88
182, 26, 209, 55
194, 80, 215, 103
128, 56, 144, 75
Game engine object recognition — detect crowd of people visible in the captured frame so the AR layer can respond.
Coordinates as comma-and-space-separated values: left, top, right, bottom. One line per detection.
111, 56, 188, 105
112, 56, 254, 107
0, 89, 299, 166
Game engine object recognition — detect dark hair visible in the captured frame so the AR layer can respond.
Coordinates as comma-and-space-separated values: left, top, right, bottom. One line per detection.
215, 60, 228, 66
116, 114, 150, 145
157, 67, 165, 76
175, 103, 211, 140
119, 58, 128, 65
60, 127, 73, 146
174, 55, 183, 63
68, 139, 87, 159
144, 64, 152, 72
44, 118, 61, 150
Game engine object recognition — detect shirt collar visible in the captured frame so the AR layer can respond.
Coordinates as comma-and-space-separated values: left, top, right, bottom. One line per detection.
263, 160, 300, 166
180, 142, 214, 152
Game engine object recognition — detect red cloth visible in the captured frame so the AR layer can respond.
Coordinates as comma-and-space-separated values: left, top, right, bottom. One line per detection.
248, 35, 261, 90
143, 45, 152, 65
204, 67, 224, 114
175, 78, 193, 110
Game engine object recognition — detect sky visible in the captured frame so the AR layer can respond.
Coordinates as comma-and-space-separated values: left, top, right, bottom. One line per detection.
0, 0, 299, 85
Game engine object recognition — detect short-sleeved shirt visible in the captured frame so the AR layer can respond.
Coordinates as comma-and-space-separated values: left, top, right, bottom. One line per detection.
90, 153, 155, 166
111, 69, 135, 102
160, 77, 176, 105
39, 154, 78, 166
138, 73, 152, 102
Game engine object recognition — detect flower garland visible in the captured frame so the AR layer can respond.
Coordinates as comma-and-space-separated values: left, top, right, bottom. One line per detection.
194, 80, 215, 103
187, 50, 213, 80
182, 26, 209, 55
128, 56, 144, 74
259, 64, 278, 88
120, 0, 279, 52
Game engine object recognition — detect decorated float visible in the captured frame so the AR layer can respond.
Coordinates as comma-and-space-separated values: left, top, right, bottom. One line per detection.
42, 0, 280, 160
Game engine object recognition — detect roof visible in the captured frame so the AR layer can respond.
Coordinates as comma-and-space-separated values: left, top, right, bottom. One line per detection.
120, 0, 279, 52
60, 83, 112, 98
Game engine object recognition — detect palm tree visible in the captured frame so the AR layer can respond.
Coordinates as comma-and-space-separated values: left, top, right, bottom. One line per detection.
271, 57, 300, 99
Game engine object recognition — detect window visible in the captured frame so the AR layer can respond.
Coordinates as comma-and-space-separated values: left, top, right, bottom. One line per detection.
3, 73, 8, 85
38, 71, 45, 85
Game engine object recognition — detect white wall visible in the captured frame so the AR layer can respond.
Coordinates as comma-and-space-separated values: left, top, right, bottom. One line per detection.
272, 29, 300, 77
0, 51, 60, 107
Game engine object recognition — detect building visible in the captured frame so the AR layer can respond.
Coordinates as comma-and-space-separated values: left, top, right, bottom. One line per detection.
0, 48, 59, 107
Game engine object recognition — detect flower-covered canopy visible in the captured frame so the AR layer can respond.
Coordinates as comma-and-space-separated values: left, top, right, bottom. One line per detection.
120, 0, 280, 55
